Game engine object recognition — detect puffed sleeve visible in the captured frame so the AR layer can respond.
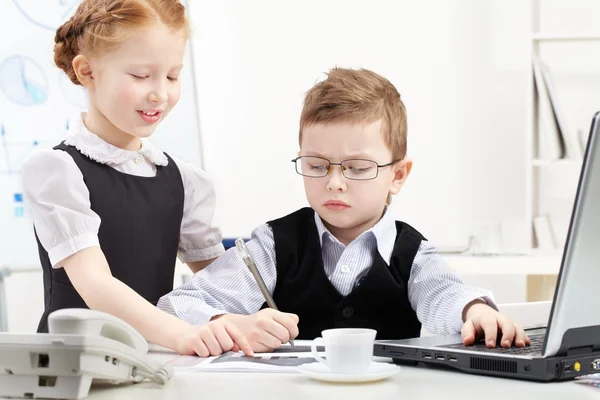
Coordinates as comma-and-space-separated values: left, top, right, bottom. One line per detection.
21, 149, 101, 267
170, 156, 225, 262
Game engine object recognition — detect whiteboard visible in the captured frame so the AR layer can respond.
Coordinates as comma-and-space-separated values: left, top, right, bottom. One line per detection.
0, 0, 203, 270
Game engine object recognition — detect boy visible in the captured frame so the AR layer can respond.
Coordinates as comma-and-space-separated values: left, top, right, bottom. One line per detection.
158, 67, 530, 354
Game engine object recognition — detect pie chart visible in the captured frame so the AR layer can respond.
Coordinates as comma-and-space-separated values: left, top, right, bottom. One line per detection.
13, 0, 80, 31
0, 55, 49, 106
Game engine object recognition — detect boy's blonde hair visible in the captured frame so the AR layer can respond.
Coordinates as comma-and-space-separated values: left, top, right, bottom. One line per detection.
54, 0, 189, 85
299, 67, 408, 160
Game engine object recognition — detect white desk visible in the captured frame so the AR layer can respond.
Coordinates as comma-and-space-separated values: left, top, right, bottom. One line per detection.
443, 253, 562, 302
442, 252, 562, 275
83, 352, 600, 399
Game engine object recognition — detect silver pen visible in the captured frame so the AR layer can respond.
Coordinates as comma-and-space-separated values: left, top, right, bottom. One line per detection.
235, 238, 295, 348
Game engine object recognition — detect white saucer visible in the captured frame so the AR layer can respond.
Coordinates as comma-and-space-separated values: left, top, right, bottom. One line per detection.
297, 362, 400, 383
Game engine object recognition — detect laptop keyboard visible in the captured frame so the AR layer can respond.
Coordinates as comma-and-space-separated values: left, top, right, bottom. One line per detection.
443, 334, 545, 356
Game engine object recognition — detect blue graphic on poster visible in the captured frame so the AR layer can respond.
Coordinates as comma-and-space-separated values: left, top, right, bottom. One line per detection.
0, 55, 49, 106
12, 0, 80, 31
13, 193, 24, 218
0, 123, 40, 176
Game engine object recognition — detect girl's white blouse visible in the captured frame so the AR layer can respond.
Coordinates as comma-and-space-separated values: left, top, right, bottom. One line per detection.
21, 113, 224, 267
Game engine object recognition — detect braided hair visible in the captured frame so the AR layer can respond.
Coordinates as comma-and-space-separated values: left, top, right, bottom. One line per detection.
54, 0, 189, 85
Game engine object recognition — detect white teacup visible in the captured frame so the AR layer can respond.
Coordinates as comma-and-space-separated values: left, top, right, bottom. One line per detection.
310, 328, 377, 374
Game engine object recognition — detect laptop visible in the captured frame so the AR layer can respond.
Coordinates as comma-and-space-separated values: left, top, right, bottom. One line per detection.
374, 111, 600, 382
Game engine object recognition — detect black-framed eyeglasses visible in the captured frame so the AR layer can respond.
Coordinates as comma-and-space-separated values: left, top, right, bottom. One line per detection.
291, 156, 401, 181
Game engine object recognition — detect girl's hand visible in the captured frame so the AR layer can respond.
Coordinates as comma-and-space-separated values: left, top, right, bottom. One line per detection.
177, 318, 254, 357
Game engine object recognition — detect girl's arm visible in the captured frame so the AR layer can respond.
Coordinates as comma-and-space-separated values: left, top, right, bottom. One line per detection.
21, 150, 252, 355
187, 258, 217, 273
60, 246, 253, 355
172, 156, 225, 274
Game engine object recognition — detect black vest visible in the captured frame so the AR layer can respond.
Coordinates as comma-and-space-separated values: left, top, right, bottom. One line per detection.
35, 142, 184, 333
267, 207, 423, 340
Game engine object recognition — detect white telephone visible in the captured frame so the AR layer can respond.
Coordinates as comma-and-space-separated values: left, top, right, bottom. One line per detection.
0, 309, 173, 399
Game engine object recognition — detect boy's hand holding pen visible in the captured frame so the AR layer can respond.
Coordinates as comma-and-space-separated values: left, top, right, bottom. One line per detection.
214, 309, 299, 353
209, 239, 300, 353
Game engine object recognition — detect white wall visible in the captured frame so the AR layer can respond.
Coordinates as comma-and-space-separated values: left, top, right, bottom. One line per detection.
190, 0, 531, 251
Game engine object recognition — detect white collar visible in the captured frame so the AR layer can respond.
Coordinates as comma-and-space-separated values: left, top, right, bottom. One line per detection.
63, 113, 168, 166
313, 208, 396, 264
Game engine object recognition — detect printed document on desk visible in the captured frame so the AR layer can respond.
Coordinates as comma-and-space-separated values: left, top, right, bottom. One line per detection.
576, 373, 600, 388
168, 341, 322, 373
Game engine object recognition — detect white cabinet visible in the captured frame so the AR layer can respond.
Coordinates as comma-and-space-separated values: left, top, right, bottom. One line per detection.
2, 268, 44, 332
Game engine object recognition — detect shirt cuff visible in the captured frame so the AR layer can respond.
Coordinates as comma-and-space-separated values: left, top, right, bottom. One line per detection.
157, 296, 227, 326
451, 294, 498, 333
178, 242, 225, 263
183, 306, 229, 326
48, 232, 100, 267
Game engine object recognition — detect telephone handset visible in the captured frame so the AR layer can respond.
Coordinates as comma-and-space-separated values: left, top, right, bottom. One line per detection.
48, 308, 172, 384
0, 309, 173, 400
49, 308, 149, 353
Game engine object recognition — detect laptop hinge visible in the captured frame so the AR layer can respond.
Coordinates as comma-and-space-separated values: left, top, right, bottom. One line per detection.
567, 346, 593, 356
557, 326, 600, 357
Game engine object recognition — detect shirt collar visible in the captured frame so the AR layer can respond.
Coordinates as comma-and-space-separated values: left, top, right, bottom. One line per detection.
63, 112, 168, 166
313, 207, 397, 264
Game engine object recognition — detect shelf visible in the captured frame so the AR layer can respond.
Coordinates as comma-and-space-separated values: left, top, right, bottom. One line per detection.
442, 252, 562, 275
532, 33, 600, 42
531, 159, 582, 167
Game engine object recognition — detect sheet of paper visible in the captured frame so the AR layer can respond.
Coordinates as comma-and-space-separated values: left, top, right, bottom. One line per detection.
576, 373, 600, 388
168, 340, 322, 373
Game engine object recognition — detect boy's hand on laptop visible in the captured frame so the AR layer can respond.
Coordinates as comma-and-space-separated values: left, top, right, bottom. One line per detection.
216, 309, 299, 352
461, 301, 531, 348
178, 319, 254, 357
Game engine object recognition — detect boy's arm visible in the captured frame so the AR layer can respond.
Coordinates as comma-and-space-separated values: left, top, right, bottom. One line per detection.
407, 241, 497, 335
157, 223, 279, 325
158, 224, 299, 352
408, 241, 530, 348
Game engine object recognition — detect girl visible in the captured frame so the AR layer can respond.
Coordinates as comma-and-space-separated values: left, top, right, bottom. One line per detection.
21, 0, 252, 357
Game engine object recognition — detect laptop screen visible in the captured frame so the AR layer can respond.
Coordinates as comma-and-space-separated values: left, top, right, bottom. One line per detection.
543, 112, 600, 357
